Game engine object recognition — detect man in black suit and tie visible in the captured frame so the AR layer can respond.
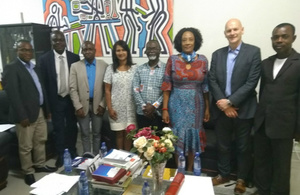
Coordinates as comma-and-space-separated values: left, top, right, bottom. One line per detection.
253, 23, 300, 195
2, 40, 56, 185
39, 31, 80, 167
208, 18, 261, 194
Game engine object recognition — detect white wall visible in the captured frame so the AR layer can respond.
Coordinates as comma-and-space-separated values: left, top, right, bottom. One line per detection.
0, 0, 299, 70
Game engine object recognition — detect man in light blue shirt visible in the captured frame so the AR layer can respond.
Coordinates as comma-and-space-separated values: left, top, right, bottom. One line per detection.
132, 40, 167, 130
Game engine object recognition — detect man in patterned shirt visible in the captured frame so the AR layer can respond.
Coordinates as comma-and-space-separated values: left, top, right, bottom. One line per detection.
132, 40, 167, 130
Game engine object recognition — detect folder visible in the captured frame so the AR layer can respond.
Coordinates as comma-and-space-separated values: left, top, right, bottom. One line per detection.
92, 164, 127, 184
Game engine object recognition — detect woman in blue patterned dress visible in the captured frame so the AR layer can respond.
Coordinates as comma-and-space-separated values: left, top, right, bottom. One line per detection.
161, 27, 210, 171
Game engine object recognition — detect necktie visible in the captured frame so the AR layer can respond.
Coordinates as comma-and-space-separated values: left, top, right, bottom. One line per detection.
59, 56, 67, 97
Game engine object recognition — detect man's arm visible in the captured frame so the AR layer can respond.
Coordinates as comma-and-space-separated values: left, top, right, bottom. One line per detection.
69, 63, 84, 118
132, 69, 146, 111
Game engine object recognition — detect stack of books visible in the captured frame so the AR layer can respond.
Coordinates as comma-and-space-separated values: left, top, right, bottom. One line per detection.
90, 149, 143, 191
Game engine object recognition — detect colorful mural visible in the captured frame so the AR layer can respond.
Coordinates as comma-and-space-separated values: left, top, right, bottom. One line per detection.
43, 0, 173, 57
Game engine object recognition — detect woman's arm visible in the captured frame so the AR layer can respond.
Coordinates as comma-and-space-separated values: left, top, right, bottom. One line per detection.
203, 92, 210, 122
162, 91, 171, 124
105, 83, 117, 120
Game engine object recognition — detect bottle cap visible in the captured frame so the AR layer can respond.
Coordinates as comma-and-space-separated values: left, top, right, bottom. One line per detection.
102, 142, 106, 146
180, 151, 184, 155
80, 171, 86, 176
195, 152, 200, 156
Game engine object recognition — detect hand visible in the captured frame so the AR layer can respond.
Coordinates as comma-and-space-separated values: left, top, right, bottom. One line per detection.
224, 107, 238, 118
76, 108, 85, 118
162, 110, 170, 124
203, 108, 210, 122
20, 119, 30, 128
108, 108, 118, 121
97, 106, 105, 116
143, 103, 155, 119
216, 99, 230, 111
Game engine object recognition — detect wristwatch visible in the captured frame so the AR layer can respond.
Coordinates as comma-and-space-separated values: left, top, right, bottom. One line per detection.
227, 99, 232, 106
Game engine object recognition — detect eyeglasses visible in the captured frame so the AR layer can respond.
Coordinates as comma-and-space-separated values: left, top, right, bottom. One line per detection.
18, 48, 34, 53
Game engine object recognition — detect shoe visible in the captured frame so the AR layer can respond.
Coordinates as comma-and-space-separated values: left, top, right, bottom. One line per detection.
212, 174, 230, 186
35, 165, 58, 173
55, 156, 63, 168
24, 174, 36, 186
234, 179, 246, 194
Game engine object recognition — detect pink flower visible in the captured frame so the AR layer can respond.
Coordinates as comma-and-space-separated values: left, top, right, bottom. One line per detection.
126, 124, 136, 133
134, 129, 153, 139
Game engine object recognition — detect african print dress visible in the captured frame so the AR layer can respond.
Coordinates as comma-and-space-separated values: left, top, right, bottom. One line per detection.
161, 54, 209, 155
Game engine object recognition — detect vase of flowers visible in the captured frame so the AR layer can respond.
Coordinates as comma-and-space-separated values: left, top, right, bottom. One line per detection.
126, 125, 178, 194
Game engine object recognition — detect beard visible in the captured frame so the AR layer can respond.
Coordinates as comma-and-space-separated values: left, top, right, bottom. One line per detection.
148, 56, 157, 60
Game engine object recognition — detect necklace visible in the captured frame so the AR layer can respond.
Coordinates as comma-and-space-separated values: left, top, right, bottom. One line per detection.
186, 64, 192, 70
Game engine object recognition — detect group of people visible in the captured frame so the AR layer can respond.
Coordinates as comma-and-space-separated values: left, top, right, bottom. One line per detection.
1, 18, 299, 195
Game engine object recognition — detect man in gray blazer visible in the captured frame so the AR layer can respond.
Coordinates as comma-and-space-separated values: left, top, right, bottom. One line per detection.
70, 41, 108, 155
208, 18, 261, 194
253, 23, 300, 195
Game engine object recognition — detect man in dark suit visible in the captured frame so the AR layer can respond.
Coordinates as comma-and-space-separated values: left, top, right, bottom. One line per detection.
39, 30, 80, 167
208, 18, 261, 194
2, 40, 56, 185
253, 23, 300, 195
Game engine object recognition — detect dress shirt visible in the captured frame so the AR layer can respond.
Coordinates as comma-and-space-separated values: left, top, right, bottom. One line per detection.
85, 59, 96, 98
225, 43, 241, 97
132, 61, 166, 115
53, 50, 69, 95
19, 58, 43, 105
273, 58, 287, 79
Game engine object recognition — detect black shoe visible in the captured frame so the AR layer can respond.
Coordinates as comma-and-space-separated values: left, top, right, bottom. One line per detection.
24, 174, 36, 186
55, 156, 63, 168
35, 165, 58, 173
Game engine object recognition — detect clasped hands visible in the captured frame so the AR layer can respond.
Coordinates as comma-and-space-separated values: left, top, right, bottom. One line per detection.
76, 106, 105, 118
217, 99, 238, 118
142, 103, 155, 119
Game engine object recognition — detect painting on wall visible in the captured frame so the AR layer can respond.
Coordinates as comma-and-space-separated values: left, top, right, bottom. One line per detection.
43, 0, 173, 57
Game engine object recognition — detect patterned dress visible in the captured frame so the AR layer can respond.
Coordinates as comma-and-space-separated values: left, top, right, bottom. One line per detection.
161, 55, 209, 154
104, 64, 137, 131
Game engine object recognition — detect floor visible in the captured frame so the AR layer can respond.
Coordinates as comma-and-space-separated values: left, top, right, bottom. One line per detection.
1, 133, 300, 195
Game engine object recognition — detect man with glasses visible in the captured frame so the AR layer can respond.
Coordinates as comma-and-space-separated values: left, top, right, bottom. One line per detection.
2, 40, 56, 186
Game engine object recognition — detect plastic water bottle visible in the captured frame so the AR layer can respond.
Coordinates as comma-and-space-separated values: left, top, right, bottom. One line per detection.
63, 148, 72, 174
142, 180, 151, 195
78, 171, 89, 195
193, 152, 201, 176
178, 151, 186, 174
100, 142, 107, 158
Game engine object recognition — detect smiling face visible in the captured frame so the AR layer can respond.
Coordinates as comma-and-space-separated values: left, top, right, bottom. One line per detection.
145, 41, 161, 62
181, 31, 195, 54
271, 25, 296, 59
17, 41, 33, 63
224, 19, 244, 49
51, 31, 66, 54
115, 45, 128, 62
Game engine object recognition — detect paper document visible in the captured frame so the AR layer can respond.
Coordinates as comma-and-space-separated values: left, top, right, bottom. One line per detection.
178, 175, 214, 195
30, 173, 79, 195
0, 124, 15, 132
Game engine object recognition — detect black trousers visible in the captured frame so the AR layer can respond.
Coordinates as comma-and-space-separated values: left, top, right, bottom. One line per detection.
51, 95, 78, 158
254, 125, 293, 195
136, 114, 167, 132
215, 113, 253, 180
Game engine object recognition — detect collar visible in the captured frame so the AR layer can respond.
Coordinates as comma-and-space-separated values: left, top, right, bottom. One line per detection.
85, 59, 96, 66
53, 49, 66, 59
147, 61, 161, 68
18, 57, 34, 68
228, 42, 242, 53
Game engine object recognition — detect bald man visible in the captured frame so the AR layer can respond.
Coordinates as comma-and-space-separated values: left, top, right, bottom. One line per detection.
208, 18, 261, 194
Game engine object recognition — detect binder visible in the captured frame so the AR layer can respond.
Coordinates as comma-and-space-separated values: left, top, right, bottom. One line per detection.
92, 164, 127, 184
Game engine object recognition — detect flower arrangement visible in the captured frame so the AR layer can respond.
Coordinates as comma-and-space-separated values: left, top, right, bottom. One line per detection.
126, 124, 178, 166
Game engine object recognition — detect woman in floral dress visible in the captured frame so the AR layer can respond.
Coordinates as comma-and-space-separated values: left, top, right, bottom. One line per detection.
162, 27, 210, 171
104, 40, 137, 151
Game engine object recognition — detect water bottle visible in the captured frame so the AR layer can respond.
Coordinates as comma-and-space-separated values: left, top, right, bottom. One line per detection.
142, 180, 151, 195
100, 142, 107, 158
63, 148, 72, 174
193, 152, 201, 176
178, 151, 186, 174
78, 171, 89, 195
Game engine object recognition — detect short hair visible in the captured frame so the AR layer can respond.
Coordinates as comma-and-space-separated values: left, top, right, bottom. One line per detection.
147, 40, 161, 51
173, 27, 203, 52
274, 23, 295, 35
112, 40, 133, 72
15, 39, 31, 50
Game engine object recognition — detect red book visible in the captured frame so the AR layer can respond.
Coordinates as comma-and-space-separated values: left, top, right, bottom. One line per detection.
165, 173, 185, 195
92, 164, 127, 184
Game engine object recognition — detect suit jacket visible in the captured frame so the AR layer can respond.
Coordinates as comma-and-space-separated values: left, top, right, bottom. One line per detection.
39, 50, 80, 111
69, 59, 108, 115
2, 59, 49, 123
254, 49, 300, 139
208, 42, 261, 119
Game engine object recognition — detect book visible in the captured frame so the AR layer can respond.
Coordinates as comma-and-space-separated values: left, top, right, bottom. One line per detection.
91, 176, 132, 191
92, 164, 127, 184
122, 184, 143, 195
142, 165, 178, 181
165, 173, 185, 195
102, 149, 141, 170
